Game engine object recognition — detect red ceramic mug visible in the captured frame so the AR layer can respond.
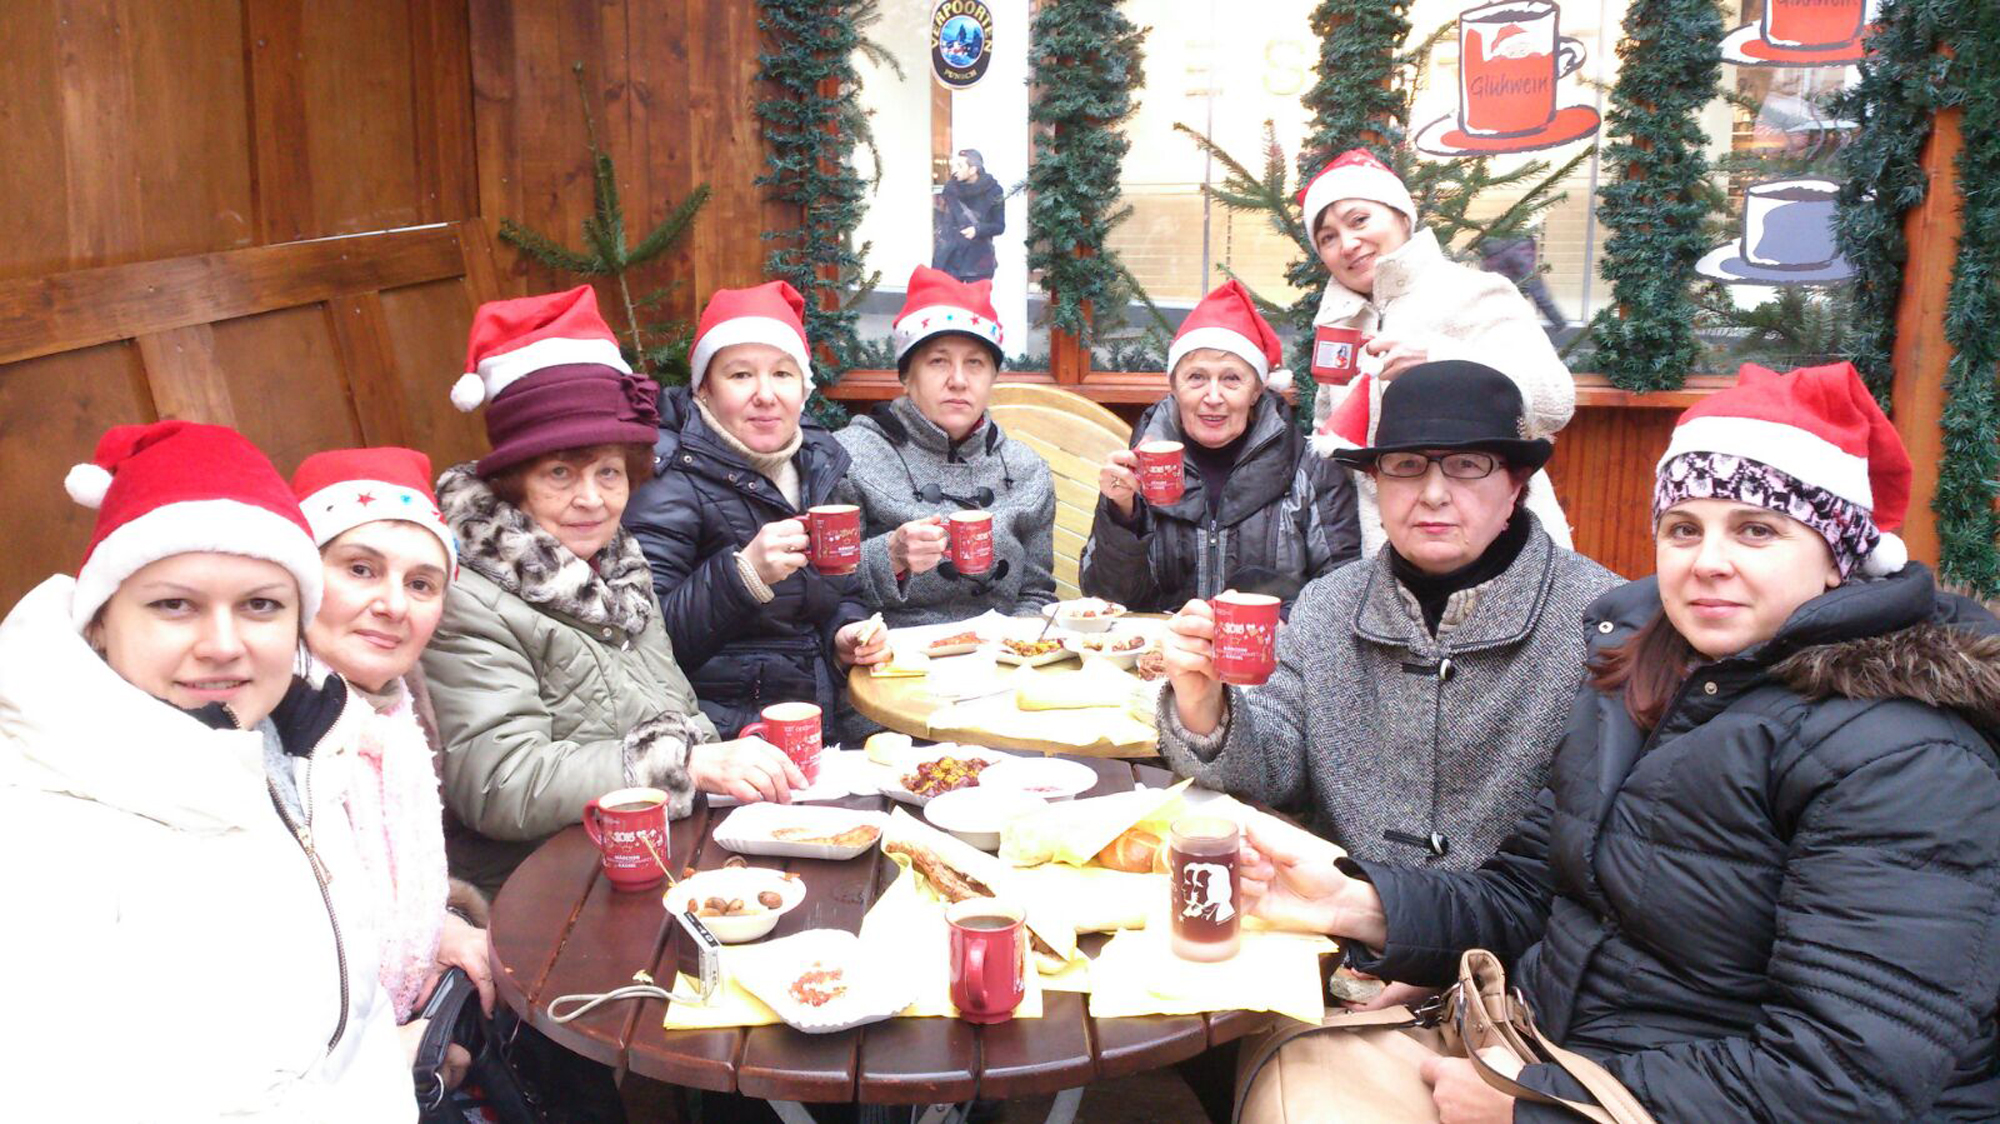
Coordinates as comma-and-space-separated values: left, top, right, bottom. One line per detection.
581, 786, 671, 892
739, 701, 823, 783
946, 897, 1028, 1024
947, 510, 995, 575
1134, 441, 1186, 505
806, 504, 862, 575
1211, 590, 1281, 686
1311, 325, 1373, 385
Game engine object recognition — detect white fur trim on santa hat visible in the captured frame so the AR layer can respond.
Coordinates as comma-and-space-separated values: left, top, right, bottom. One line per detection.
1861, 531, 1908, 577
1659, 414, 1873, 510
457, 335, 631, 411
893, 304, 1005, 362
687, 315, 814, 390
1167, 326, 1271, 380
1301, 162, 1417, 238
298, 478, 458, 576
70, 499, 326, 631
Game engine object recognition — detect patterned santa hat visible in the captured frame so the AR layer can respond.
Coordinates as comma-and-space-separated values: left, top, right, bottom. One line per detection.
687, 280, 814, 390
1298, 148, 1417, 238
1167, 281, 1292, 389
1312, 374, 1376, 453
63, 421, 324, 631
892, 265, 1005, 371
1655, 361, 1913, 578
290, 447, 457, 578
452, 286, 660, 478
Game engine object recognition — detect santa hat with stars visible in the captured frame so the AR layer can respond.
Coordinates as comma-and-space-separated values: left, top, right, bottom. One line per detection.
891, 265, 1005, 374
291, 446, 457, 578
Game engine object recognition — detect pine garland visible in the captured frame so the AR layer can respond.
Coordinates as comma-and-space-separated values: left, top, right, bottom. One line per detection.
1585, 0, 1725, 392
1026, 0, 1146, 345
756, 0, 892, 424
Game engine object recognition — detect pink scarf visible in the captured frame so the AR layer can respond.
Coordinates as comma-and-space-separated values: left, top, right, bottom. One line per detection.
345, 677, 450, 1021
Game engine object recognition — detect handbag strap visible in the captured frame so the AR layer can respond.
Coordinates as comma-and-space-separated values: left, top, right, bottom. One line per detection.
413, 968, 477, 1112
1455, 951, 1660, 1124
1229, 1005, 1430, 1124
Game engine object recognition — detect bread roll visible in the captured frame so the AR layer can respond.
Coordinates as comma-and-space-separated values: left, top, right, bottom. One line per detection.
1093, 827, 1164, 874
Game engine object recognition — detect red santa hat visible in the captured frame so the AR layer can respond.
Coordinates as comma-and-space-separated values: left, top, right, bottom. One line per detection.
1655, 362, 1913, 577
290, 447, 457, 579
1298, 148, 1417, 239
64, 421, 324, 631
892, 265, 1005, 370
1312, 374, 1376, 454
452, 286, 660, 478
1166, 281, 1290, 387
687, 281, 814, 390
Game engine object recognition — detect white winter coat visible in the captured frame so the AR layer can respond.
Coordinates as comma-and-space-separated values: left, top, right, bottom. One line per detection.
0, 576, 414, 1122
1310, 226, 1576, 555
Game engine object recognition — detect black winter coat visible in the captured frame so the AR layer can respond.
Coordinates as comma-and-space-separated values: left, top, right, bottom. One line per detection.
624, 389, 871, 739
1079, 393, 1359, 612
933, 172, 1005, 281
1350, 564, 2000, 1121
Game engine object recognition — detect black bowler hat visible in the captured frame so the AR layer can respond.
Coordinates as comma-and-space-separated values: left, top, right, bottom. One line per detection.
1327, 360, 1553, 471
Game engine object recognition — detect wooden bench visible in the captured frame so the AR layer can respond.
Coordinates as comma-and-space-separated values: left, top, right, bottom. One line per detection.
988, 384, 1135, 601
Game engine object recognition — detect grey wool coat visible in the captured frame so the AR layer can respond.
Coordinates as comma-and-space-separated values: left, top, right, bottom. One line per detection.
1157, 516, 1618, 870
832, 395, 1058, 627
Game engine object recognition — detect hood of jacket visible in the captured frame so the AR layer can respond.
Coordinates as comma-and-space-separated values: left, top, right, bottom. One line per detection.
0, 575, 356, 834
1314, 225, 1447, 323
653, 385, 851, 509
438, 461, 657, 636
1134, 391, 1302, 526
1594, 564, 2000, 737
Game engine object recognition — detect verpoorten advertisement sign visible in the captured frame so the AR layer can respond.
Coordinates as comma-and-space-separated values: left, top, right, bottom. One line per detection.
932, 0, 993, 89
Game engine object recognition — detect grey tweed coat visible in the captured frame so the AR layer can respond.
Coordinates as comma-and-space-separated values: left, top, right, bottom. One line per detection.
1157, 517, 1618, 870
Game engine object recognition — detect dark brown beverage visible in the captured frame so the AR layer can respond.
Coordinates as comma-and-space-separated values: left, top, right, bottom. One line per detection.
957, 914, 1016, 931
1169, 817, 1242, 961
607, 800, 661, 813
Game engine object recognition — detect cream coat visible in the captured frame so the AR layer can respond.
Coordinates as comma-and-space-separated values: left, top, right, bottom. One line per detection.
1311, 226, 1576, 554
0, 576, 412, 1122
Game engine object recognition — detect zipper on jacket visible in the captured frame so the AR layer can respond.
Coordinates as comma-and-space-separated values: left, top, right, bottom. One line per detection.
267, 758, 351, 1053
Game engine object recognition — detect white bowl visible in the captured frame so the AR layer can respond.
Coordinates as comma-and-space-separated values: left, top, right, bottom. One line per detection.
922, 787, 1049, 850
1062, 629, 1153, 669
1052, 598, 1126, 633
664, 866, 806, 943
979, 756, 1100, 801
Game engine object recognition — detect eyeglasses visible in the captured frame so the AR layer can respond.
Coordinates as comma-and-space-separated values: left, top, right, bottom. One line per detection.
915, 483, 997, 508
1375, 451, 1502, 480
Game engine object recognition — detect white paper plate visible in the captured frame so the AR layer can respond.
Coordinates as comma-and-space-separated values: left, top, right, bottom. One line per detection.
993, 643, 1078, 667
712, 804, 888, 861
879, 746, 1010, 807
922, 787, 1048, 851
728, 929, 916, 1033
980, 756, 1100, 801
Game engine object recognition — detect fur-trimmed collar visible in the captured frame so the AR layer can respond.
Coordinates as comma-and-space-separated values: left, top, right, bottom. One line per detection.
436, 463, 655, 636
1775, 611, 2000, 732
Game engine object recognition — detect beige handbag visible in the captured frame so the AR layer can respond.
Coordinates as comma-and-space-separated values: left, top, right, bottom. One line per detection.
1233, 950, 1659, 1124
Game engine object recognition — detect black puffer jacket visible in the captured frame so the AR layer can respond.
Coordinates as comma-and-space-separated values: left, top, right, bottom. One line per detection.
1350, 564, 2000, 1121
1079, 393, 1359, 612
623, 388, 870, 739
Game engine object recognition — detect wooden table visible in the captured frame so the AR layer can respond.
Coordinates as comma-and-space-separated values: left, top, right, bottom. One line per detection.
488, 756, 1272, 1118
846, 662, 1160, 759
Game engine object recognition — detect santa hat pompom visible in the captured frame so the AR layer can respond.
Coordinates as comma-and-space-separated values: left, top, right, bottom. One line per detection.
450, 373, 487, 412
65, 462, 113, 509
1861, 531, 1908, 577
1265, 368, 1294, 394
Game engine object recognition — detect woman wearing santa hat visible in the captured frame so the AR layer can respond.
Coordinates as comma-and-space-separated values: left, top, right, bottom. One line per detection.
624, 281, 889, 743
1300, 147, 1576, 555
1082, 280, 1360, 612
291, 446, 496, 1088
1226, 363, 2000, 1122
833, 265, 1058, 626
0, 422, 414, 1119
423, 285, 802, 896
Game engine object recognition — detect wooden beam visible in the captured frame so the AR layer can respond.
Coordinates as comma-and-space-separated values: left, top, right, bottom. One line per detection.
326, 292, 410, 447
0, 225, 468, 365
136, 324, 237, 427
1888, 104, 1962, 568
244, 0, 316, 243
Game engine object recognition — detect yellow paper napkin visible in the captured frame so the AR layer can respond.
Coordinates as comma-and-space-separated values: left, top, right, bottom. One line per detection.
661, 968, 781, 1029
999, 780, 1193, 868
1086, 925, 1337, 1026
1010, 863, 1162, 934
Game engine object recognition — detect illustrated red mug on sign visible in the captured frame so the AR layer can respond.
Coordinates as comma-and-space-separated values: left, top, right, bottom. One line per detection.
739, 701, 823, 784
1311, 326, 1372, 386
1762, 0, 1865, 50
581, 787, 671, 892
1457, 0, 1586, 140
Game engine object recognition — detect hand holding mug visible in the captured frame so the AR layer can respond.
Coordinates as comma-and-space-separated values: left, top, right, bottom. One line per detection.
689, 736, 806, 804
890, 516, 949, 578
1099, 449, 1141, 518
1163, 599, 1226, 734
1363, 333, 1431, 382
743, 518, 810, 586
